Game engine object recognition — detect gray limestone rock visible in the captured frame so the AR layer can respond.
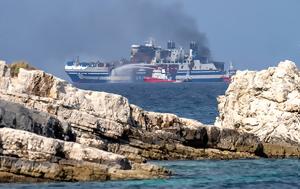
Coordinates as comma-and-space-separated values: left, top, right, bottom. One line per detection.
216, 60, 300, 144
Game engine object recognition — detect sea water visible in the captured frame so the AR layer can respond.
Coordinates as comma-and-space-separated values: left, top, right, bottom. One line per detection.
2, 159, 299, 189
2, 83, 299, 189
76, 82, 228, 124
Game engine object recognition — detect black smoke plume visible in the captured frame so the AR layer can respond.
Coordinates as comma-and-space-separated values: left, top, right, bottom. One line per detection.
0, 0, 210, 79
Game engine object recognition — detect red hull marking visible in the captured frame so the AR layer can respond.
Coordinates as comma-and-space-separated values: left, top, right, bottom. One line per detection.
143, 77, 176, 83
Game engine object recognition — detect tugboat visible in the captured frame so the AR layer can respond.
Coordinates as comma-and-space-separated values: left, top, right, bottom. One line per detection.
144, 68, 176, 83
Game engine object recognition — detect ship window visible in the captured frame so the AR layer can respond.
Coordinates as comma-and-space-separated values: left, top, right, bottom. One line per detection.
181, 65, 183, 69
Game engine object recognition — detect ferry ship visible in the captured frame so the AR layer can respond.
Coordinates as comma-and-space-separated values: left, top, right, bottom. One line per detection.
65, 39, 236, 83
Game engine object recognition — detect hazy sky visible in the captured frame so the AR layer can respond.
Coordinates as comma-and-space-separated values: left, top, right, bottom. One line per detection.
0, 0, 299, 79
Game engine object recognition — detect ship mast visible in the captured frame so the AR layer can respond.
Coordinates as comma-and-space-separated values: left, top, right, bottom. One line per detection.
75, 56, 80, 66
229, 61, 234, 70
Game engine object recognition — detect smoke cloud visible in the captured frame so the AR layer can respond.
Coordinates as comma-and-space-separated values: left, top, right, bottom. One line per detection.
0, 0, 210, 79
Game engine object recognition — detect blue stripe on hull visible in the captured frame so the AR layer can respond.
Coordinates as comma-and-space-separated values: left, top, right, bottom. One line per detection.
66, 73, 110, 77
72, 79, 109, 83
67, 74, 109, 83
190, 78, 224, 82
177, 72, 225, 76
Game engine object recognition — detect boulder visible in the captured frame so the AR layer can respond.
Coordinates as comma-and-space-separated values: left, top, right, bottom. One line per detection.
0, 128, 129, 169
216, 60, 300, 145
0, 128, 170, 181
0, 61, 131, 139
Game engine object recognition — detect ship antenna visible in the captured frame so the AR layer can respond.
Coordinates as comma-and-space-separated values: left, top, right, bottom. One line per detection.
149, 37, 155, 46
229, 61, 233, 70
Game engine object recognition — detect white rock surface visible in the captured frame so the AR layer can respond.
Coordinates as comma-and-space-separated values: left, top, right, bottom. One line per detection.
0, 127, 127, 168
216, 60, 300, 144
0, 62, 132, 139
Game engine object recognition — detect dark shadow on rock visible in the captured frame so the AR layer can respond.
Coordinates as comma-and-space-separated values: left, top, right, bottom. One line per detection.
254, 143, 268, 158
181, 126, 208, 148
0, 99, 76, 142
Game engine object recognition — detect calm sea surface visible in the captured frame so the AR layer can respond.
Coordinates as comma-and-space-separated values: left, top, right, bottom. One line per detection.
2, 83, 299, 189
2, 159, 299, 189
76, 82, 228, 124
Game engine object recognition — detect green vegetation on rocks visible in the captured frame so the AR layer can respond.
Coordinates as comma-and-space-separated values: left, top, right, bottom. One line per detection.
9, 61, 36, 77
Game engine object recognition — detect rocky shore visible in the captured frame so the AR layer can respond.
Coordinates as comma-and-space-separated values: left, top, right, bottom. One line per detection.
0, 60, 299, 182
216, 61, 300, 145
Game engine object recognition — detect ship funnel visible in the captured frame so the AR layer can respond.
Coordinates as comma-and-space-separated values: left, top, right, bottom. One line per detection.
167, 40, 176, 49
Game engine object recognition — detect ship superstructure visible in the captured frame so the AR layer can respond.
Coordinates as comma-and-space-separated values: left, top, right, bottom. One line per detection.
65, 39, 235, 83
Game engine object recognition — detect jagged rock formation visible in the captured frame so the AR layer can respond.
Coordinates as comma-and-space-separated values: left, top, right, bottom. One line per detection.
0, 61, 264, 159
216, 60, 300, 146
0, 59, 299, 182
0, 127, 168, 182
0, 74, 261, 161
